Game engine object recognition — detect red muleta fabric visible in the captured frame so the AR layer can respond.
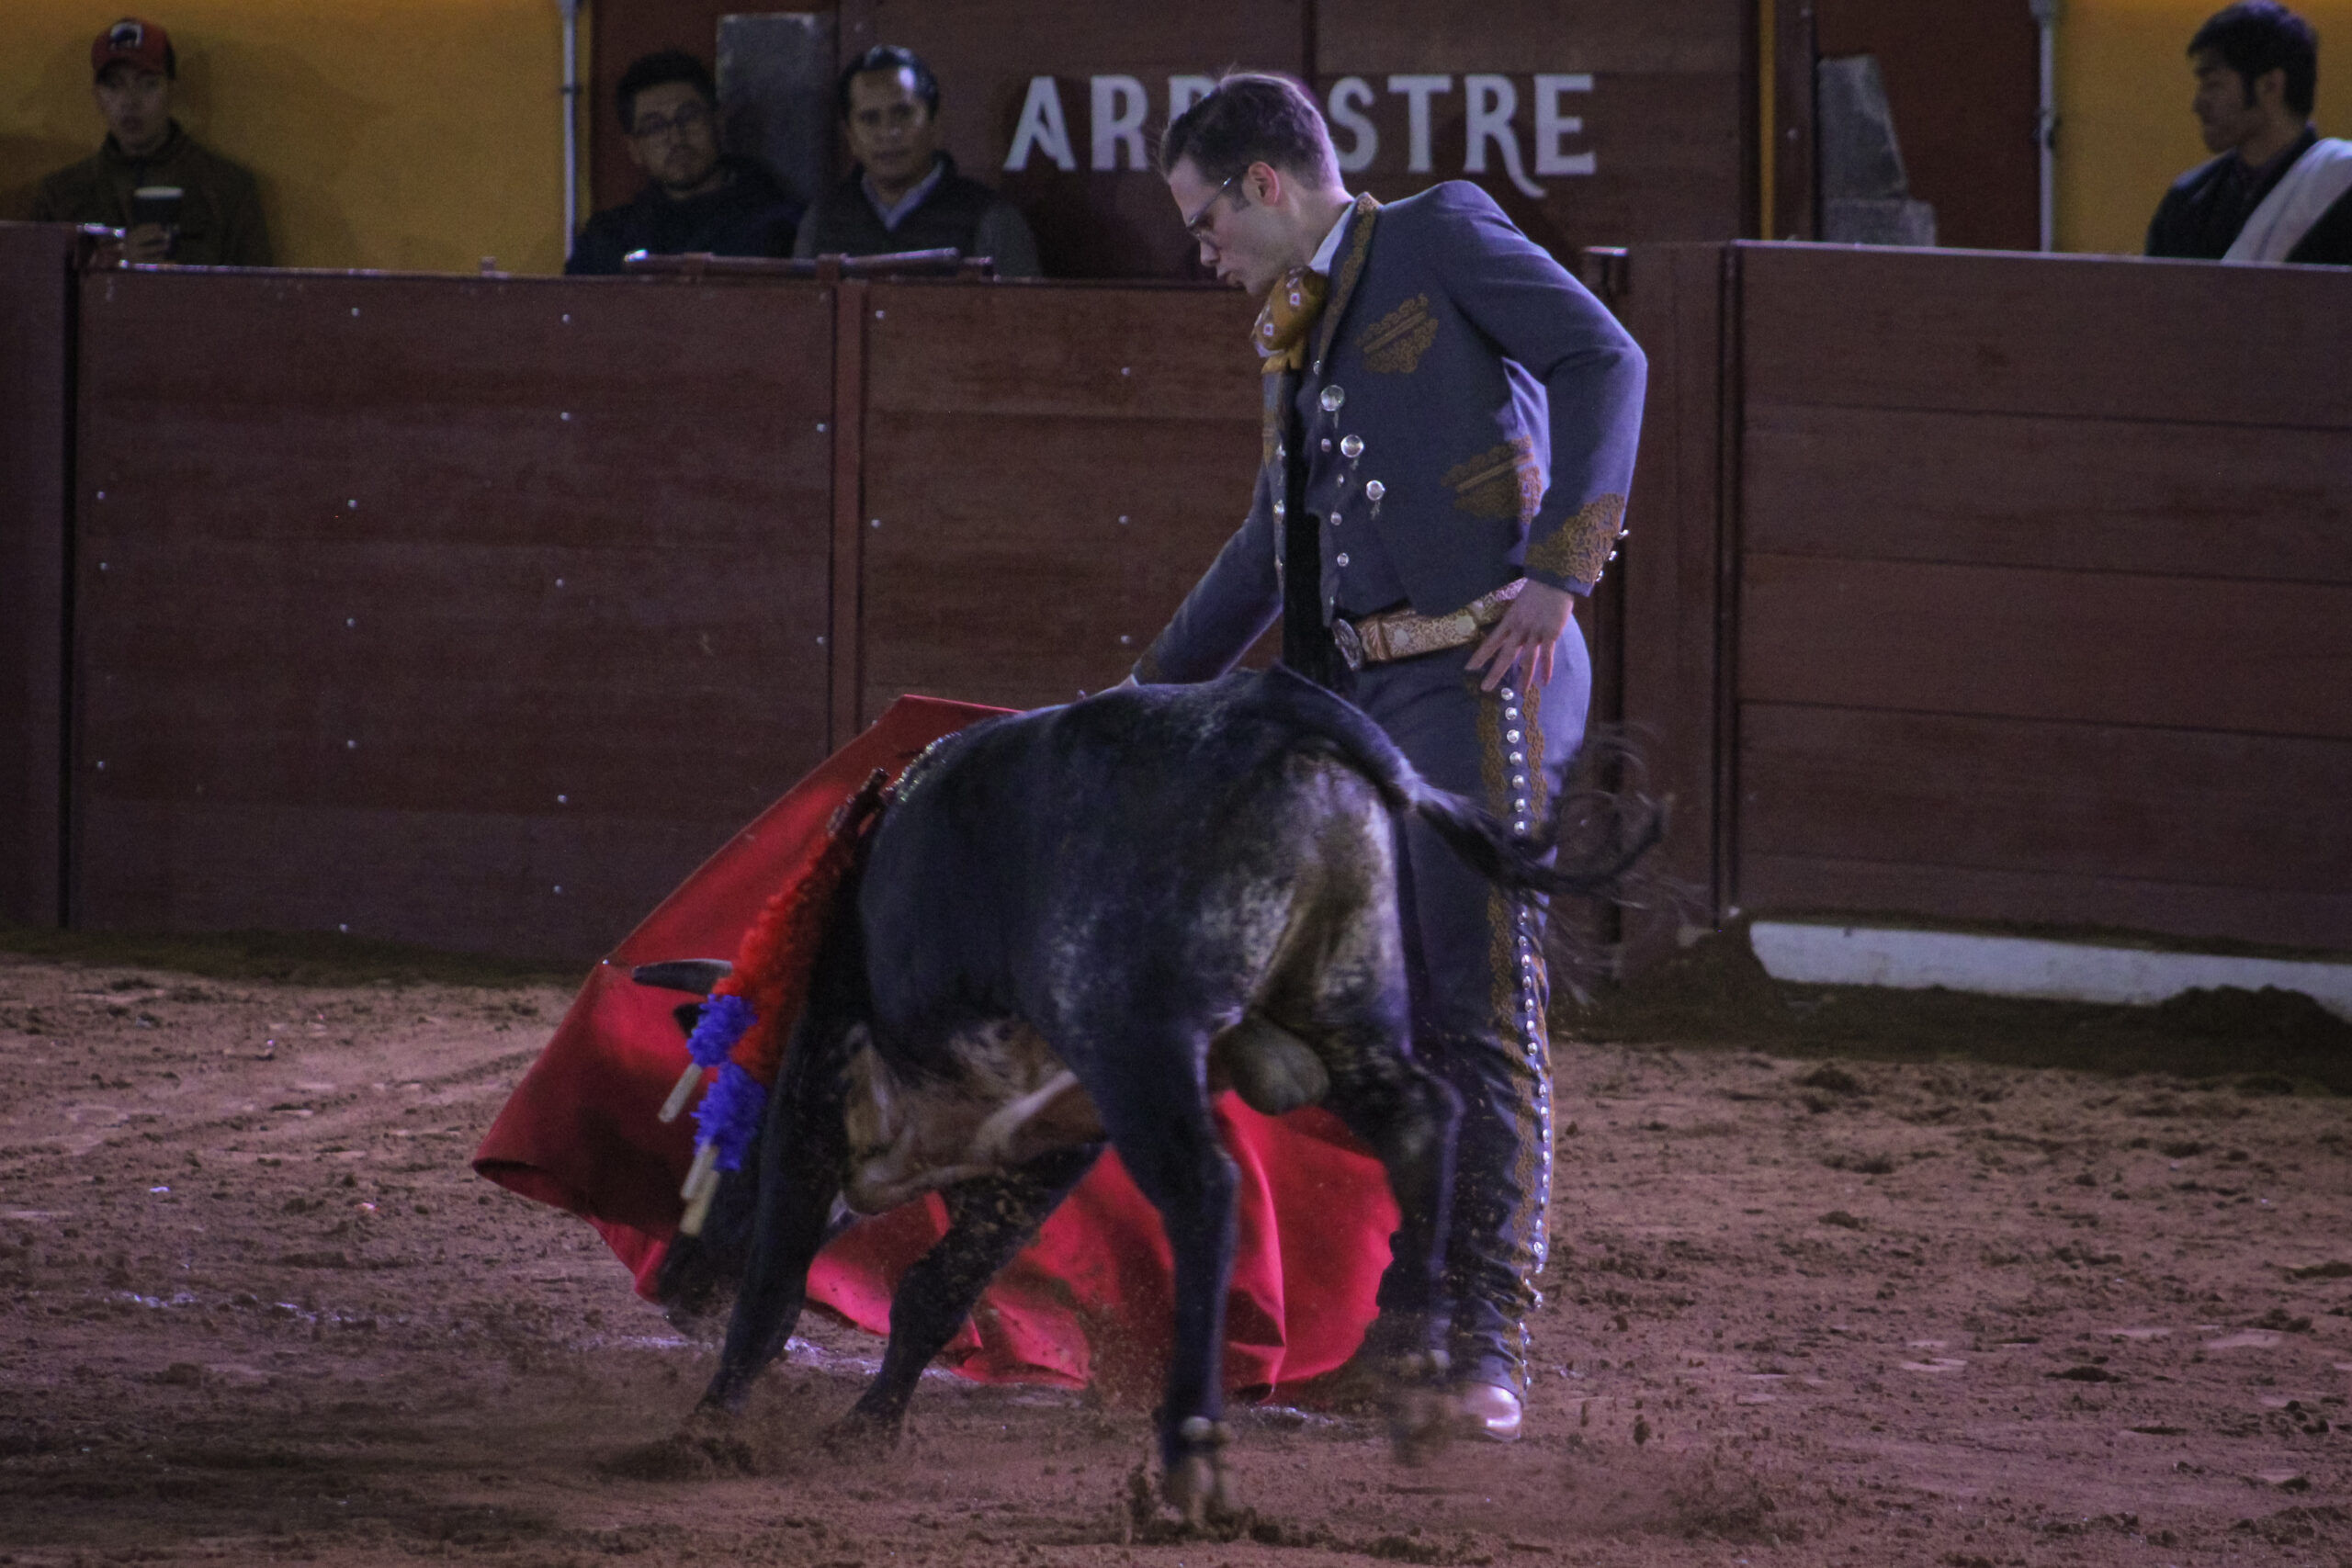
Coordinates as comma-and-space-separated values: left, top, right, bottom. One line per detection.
473, 696, 1399, 1395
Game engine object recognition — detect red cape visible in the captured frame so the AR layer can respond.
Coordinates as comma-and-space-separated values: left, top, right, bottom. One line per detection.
474, 697, 1398, 1394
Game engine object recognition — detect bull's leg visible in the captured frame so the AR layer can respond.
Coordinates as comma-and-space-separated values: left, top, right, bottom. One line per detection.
1088, 1055, 1241, 1525
1319, 1031, 1463, 1446
698, 1064, 844, 1415
831, 1143, 1100, 1449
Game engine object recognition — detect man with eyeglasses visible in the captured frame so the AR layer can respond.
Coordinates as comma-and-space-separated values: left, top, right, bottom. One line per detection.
566, 50, 802, 276
1131, 73, 1645, 1444
792, 45, 1041, 276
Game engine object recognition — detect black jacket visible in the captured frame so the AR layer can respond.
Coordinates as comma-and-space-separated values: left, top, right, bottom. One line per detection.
565, 156, 801, 276
2147, 129, 2352, 265
31, 122, 271, 266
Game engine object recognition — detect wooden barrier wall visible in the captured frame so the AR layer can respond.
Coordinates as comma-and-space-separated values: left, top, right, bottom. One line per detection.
69, 267, 840, 959
0, 225, 75, 928
10, 233, 2346, 964
1613, 241, 2352, 956
2, 243, 1263, 960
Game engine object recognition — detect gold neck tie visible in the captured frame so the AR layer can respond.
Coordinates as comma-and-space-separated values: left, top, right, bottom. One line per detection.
1252, 265, 1328, 376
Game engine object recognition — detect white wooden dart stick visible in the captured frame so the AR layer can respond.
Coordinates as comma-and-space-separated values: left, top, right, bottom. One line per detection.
658, 1063, 705, 1123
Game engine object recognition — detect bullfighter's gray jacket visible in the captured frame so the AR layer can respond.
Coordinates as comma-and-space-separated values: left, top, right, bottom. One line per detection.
1136, 180, 1646, 684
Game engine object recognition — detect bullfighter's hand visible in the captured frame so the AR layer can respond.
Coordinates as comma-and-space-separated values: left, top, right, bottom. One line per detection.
123, 223, 171, 264
1466, 581, 1576, 693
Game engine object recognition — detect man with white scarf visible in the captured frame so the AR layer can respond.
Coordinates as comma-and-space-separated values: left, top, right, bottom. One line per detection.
2147, 2, 2352, 266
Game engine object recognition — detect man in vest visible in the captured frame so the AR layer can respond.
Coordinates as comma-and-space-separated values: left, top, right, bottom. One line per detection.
2147, 1, 2352, 265
1133, 73, 1645, 1442
31, 17, 271, 267
792, 46, 1041, 276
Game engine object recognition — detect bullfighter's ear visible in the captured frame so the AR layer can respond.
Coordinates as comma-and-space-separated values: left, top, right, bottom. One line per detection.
629, 958, 735, 995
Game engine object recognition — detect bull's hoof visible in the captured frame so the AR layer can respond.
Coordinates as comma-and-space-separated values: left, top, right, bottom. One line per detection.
1386, 1382, 1461, 1464
821, 1409, 902, 1459
1162, 1416, 1238, 1529
695, 1375, 754, 1418
1163, 1452, 1238, 1529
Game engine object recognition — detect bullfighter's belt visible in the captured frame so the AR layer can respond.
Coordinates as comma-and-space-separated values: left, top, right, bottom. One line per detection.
1329, 580, 1526, 671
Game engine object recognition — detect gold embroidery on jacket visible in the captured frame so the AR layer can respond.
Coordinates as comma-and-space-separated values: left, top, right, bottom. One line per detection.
1524, 492, 1628, 584
1359, 293, 1438, 374
1443, 437, 1545, 523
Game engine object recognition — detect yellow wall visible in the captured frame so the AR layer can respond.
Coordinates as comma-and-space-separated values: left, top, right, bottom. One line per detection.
2059, 0, 2352, 254
0, 0, 584, 274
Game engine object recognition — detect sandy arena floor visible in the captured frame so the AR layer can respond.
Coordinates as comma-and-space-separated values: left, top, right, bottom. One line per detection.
1, 932, 2348, 1567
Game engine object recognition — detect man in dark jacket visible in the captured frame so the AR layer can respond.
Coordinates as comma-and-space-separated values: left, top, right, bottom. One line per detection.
792, 46, 1041, 276
567, 50, 801, 276
31, 17, 271, 267
2146, 2, 2351, 265
1138, 74, 1645, 1443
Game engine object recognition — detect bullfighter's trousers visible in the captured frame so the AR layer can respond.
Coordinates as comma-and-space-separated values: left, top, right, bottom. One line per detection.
1339, 627, 1590, 1393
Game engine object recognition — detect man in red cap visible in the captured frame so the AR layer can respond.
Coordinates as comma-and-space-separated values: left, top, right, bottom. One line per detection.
30, 17, 272, 266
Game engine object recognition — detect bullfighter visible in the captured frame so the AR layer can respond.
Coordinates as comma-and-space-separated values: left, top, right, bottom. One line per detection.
1134, 72, 1647, 1441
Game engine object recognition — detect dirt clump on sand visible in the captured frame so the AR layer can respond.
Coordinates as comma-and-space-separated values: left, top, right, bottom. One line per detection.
1, 927, 2348, 1566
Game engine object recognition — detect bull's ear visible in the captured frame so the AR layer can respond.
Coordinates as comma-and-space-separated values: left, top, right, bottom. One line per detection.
629, 958, 735, 995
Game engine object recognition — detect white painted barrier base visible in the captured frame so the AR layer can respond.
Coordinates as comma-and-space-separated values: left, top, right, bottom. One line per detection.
1747, 921, 2352, 1022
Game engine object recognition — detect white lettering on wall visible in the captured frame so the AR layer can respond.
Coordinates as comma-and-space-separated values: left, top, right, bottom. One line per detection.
1326, 76, 1379, 173
1169, 74, 1216, 118
1385, 74, 1453, 175
1005, 73, 1599, 188
1091, 75, 1149, 170
1006, 76, 1076, 172
1464, 75, 1544, 198
1534, 74, 1597, 175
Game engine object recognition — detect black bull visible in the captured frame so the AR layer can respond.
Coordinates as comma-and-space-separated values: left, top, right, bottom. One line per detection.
637, 668, 1654, 1519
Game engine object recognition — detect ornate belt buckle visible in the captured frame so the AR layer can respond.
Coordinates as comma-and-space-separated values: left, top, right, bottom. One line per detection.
1331, 617, 1366, 671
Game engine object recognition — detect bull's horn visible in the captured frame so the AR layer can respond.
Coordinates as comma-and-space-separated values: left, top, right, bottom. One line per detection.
629, 958, 734, 995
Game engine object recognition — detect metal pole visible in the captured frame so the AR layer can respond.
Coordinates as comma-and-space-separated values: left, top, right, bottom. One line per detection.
2030, 0, 2060, 251
560, 0, 582, 249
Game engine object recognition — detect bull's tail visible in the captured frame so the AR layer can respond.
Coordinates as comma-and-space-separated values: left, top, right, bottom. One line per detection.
1254, 664, 1664, 899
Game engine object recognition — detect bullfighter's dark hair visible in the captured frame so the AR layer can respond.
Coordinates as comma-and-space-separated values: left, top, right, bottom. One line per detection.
838, 45, 942, 120
2192, 1, 2320, 116
1157, 72, 1338, 186
616, 48, 718, 132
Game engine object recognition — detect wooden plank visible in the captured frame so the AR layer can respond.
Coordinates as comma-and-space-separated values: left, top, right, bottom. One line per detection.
830, 281, 865, 749
1744, 402, 2352, 585
1613, 243, 1734, 950
859, 280, 1262, 714
74, 799, 738, 964
1740, 853, 2352, 957
73, 269, 837, 961
0, 223, 75, 928
1737, 703, 2352, 899
864, 279, 1260, 421
860, 405, 1260, 714
1738, 553, 2352, 739
1740, 244, 2352, 428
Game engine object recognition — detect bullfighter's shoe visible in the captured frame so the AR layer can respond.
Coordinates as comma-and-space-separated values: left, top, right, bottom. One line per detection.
1456, 1382, 1523, 1443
